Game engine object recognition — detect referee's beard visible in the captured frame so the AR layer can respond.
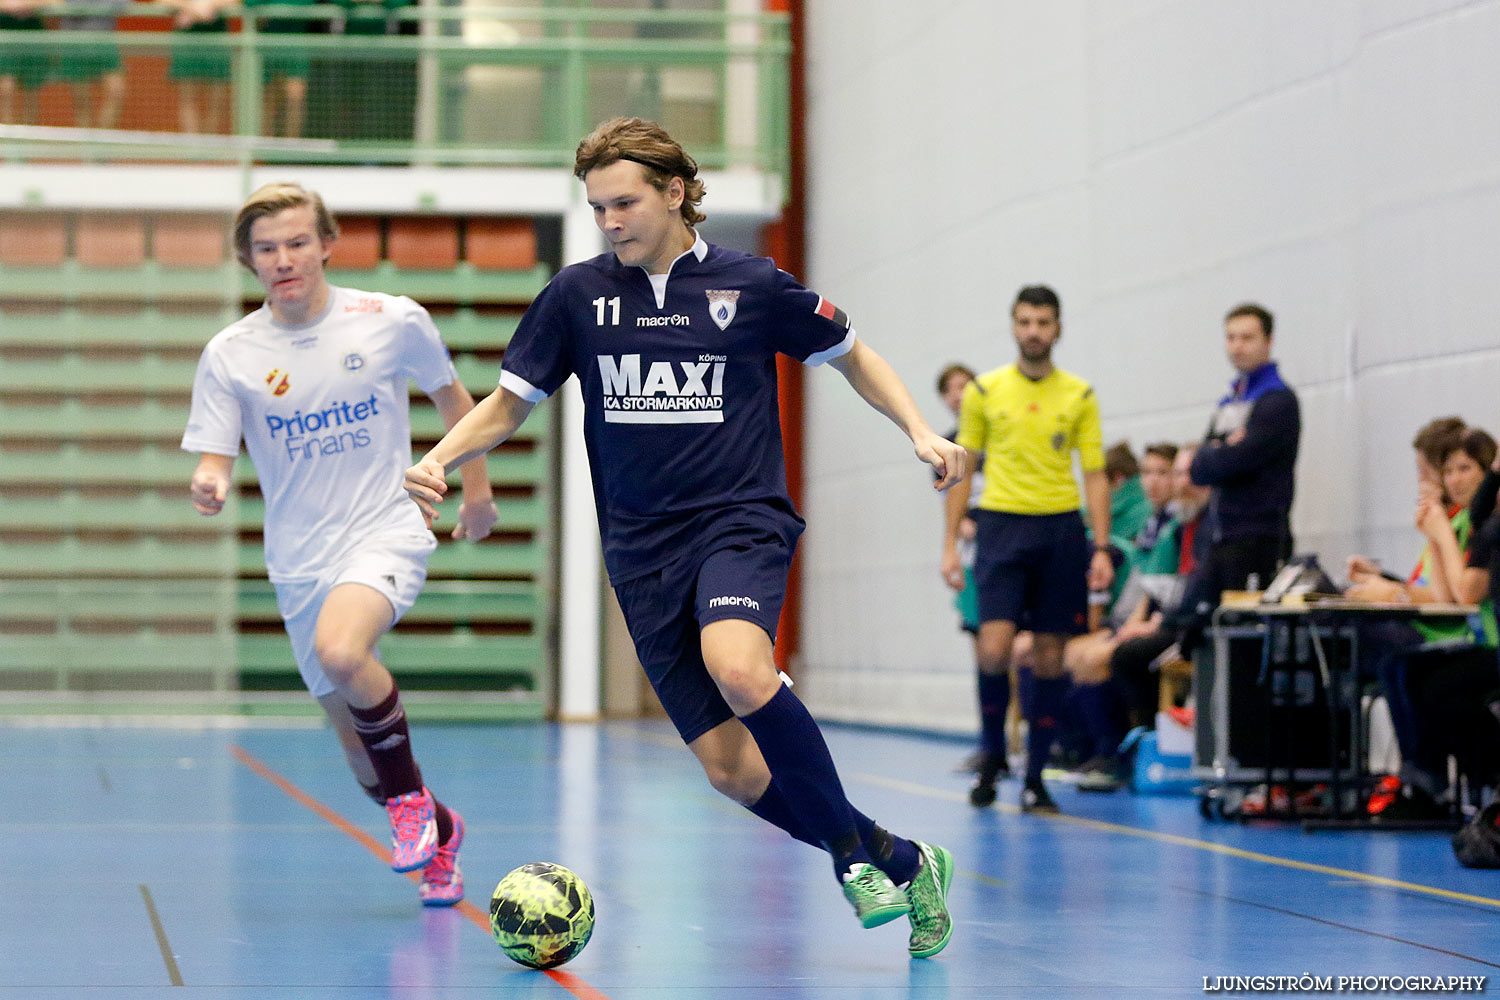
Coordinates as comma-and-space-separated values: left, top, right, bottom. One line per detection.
1018, 342, 1053, 364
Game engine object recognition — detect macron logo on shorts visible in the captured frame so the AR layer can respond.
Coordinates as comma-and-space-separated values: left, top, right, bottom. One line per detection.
708, 595, 761, 612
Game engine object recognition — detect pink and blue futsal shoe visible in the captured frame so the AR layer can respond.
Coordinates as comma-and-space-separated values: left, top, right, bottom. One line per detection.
418, 809, 465, 906
386, 787, 439, 872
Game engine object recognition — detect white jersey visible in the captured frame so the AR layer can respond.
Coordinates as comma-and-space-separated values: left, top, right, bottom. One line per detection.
182, 286, 458, 582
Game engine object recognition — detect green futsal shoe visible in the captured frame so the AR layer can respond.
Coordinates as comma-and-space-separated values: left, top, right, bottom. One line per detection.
841, 862, 910, 928
905, 842, 954, 958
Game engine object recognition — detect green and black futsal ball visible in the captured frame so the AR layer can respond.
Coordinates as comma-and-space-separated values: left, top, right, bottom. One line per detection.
489, 862, 595, 969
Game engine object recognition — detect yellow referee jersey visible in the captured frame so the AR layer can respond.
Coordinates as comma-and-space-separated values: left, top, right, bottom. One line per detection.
955, 364, 1104, 515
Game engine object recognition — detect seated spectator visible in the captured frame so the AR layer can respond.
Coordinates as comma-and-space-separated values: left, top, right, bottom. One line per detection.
1415, 447, 1500, 799
1106, 441, 1151, 544
1058, 444, 1209, 790
1103, 444, 1211, 737
1346, 416, 1465, 603
54, 0, 129, 129
0, 0, 49, 125
1345, 418, 1467, 773
1359, 424, 1496, 821
1132, 442, 1179, 570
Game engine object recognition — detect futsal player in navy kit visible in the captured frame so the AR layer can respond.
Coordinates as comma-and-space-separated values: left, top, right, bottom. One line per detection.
404, 118, 962, 957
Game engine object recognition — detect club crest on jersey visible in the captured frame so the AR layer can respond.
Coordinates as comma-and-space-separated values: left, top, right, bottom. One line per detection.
264, 369, 291, 396
706, 289, 740, 331
343, 353, 365, 371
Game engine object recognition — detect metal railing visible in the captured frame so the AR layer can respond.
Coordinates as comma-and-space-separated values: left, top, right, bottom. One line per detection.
0, 4, 790, 172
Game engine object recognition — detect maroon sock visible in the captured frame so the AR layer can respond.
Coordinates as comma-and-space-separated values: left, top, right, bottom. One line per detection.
348, 685, 423, 800
433, 799, 454, 845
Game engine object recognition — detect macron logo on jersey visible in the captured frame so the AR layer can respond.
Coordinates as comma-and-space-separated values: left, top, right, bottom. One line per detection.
708, 595, 760, 611
597, 353, 726, 424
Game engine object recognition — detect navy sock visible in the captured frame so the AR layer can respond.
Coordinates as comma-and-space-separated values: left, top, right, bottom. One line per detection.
747, 785, 920, 884
1073, 681, 1124, 759
1026, 676, 1069, 783
739, 685, 868, 877
977, 671, 1010, 757
1017, 666, 1036, 717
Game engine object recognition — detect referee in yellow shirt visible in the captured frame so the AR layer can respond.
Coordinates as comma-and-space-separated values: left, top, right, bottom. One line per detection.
941, 285, 1114, 813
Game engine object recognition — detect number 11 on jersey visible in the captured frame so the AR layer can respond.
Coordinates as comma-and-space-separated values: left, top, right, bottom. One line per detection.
593, 296, 621, 326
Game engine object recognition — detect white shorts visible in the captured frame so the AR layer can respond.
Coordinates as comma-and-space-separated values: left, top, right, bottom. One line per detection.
272, 529, 437, 699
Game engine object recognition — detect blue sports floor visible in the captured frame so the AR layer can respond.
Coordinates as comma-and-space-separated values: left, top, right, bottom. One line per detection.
2, 719, 1496, 998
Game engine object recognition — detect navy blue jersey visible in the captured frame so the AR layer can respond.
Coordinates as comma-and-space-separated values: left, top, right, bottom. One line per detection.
499, 235, 855, 583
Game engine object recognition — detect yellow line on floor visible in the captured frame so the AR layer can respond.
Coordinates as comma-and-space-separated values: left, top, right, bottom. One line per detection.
852, 772, 1500, 910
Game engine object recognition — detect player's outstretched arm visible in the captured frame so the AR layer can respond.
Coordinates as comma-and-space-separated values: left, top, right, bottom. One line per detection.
427, 380, 499, 542
827, 339, 967, 491
404, 386, 534, 523
189, 453, 234, 516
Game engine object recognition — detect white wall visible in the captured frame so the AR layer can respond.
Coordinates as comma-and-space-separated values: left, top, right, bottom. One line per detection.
795, 0, 1500, 733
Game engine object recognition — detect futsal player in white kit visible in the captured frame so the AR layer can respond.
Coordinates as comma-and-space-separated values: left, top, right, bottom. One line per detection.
182, 183, 496, 905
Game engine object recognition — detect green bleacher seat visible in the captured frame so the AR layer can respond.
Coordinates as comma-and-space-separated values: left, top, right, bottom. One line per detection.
430, 308, 522, 351
0, 261, 238, 303
0, 306, 235, 348
0, 443, 197, 488
0, 491, 208, 532
0, 535, 228, 578
409, 399, 551, 441
0, 353, 200, 395
0, 399, 187, 442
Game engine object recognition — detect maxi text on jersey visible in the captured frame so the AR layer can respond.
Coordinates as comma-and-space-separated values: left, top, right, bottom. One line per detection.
596, 353, 727, 424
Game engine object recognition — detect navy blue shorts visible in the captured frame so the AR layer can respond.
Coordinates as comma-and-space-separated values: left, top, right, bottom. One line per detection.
972, 509, 1089, 635
612, 526, 791, 745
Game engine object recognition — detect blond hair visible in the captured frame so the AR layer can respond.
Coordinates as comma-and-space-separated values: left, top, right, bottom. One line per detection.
232, 182, 339, 270
574, 117, 706, 227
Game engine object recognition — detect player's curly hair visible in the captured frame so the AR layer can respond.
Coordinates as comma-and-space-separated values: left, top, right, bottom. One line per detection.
233, 182, 339, 271
574, 117, 707, 228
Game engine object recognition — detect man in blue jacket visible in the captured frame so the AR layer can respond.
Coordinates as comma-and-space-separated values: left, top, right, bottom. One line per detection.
1184, 303, 1300, 624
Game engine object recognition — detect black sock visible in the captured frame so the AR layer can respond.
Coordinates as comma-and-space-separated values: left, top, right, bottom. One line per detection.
739, 685, 869, 877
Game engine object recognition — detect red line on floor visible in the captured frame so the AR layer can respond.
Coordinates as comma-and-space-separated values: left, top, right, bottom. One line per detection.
228, 743, 613, 1000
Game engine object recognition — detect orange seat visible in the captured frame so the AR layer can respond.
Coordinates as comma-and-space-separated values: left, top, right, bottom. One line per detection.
467, 218, 537, 271
387, 217, 459, 271
76, 214, 147, 269
153, 215, 228, 268
0, 212, 67, 267
327, 216, 381, 270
